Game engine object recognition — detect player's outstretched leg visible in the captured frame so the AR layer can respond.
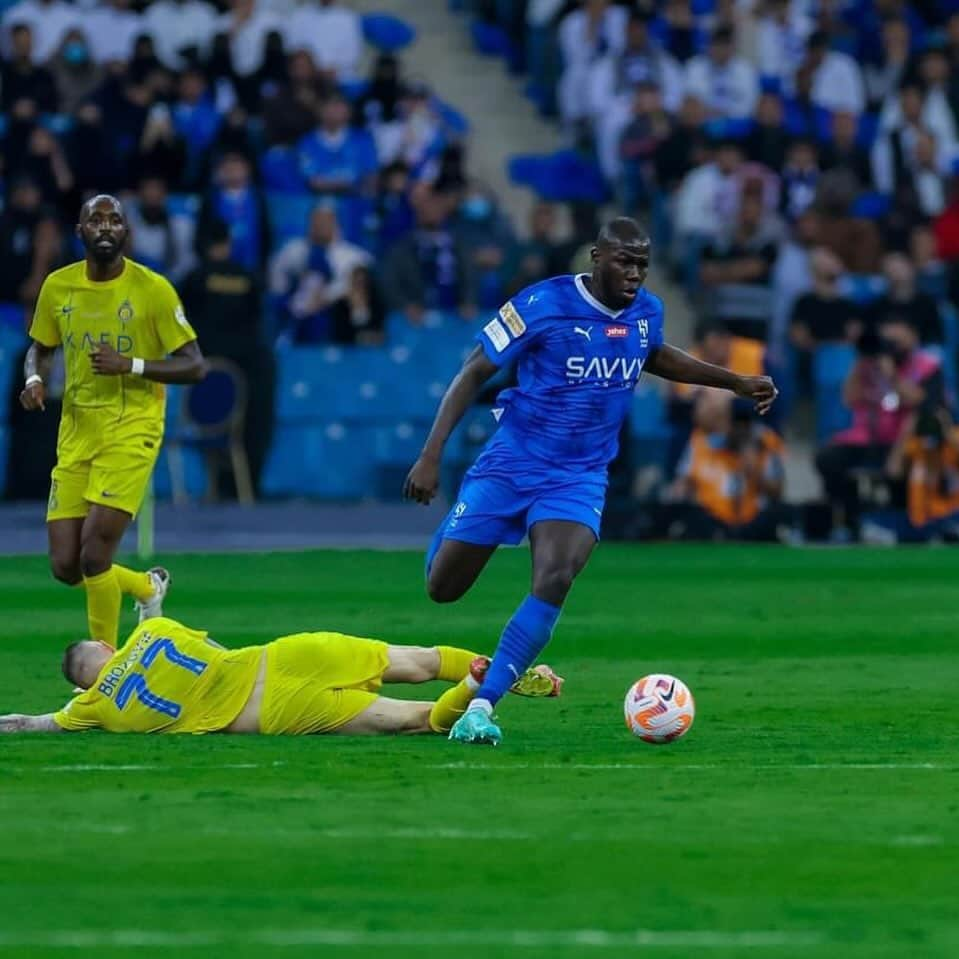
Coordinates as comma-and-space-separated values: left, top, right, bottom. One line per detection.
449, 521, 595, 745
426, 538, 497, 604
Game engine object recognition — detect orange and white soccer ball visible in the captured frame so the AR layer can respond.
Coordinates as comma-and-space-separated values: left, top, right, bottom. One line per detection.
624, 674, 695, 743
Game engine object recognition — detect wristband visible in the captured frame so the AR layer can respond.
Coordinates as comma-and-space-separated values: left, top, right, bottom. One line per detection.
25, 374, 42, 388
130, 358, 145, 376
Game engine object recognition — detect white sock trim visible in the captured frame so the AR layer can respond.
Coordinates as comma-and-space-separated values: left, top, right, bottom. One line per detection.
465, 675, 481, 691
469, 698, 493, 715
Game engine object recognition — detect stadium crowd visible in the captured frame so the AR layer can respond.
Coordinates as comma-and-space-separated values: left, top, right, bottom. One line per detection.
2, 0, 959, 543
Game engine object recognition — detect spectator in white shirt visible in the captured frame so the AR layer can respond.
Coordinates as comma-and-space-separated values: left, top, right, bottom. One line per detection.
284, 0, 363, 84
126, 175, 197, 283
886, 49, 958, 153
142, 0, 218, 71
863, 16, 910, 112
684, 26, 759, 120
557, 0, 629, 126
755, 0, 811, 89
2, 0, 78, 65
217, 0, 281, 78
872, 81, 931, 195
82, 0, 141, 65
802, 30, 864, 115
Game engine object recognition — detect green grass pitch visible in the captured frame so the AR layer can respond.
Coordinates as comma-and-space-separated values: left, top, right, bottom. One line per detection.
0, 545, 957, 959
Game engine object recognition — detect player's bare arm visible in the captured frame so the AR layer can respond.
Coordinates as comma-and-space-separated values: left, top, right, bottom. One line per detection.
645, 344, 779, 416
0, 713, 65, 733
20, 341, 57, 411
90, 339, 208, 384
403, 346, 499, 504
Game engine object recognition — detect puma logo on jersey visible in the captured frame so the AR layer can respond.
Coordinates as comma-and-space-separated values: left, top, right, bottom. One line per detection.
566, 356, 644, 381
574, 326, 592, 340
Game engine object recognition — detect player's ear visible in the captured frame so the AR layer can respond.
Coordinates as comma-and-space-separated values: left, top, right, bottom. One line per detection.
590, 245, 599, 263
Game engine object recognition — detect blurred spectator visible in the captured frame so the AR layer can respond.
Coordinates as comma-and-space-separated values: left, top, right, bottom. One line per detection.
911, 48, 957, 149
653, 95, 708, 193
196, 150, 270, 275
821, 111, 872, 187
355, 54, 403, 130
505, 202, 567, 297
142, 0, 218, 71
49, 28, 104, 115
613, 83, 672, 205
180, 219, 275, 496
779, 138, 820, 223
873, 81, 938, 196
700, 191, 780, 290
800, 29, 864, 115
83, 0, 142, 66
454, 183, 516, 310
172, 67, 222, 188
383, 188, 476, 322
381, 81, 445, 178
683, 25, 758, 120
20, 124, 74, 215
659, 0, 697, 64
2, 0, 78, 65
867, 253, 943, 346
746, 93, 789, 172
136, 101, 188, 188
216, 0, 282, 86
269, 204, 378, 344
756, 0, 812, 91
285, 0, 363, 84
1, 24, 57, 114
557, 0, 629, 128
666, 394, 789, 542
863, 16, 911, 112
790, 247, 859, 352
126, 176, 197, 283
0, 176, 60, 308
298, 91, 378, 198
816, 320, 942, 536
262, 50, 330, 147
912, 223, 948, 300
67, 102, 124, 195
770, 207, 819, 357
815, 169, 882, 274
370, 161, 415, 253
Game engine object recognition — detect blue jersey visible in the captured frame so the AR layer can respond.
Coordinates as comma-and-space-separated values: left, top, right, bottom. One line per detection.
473, 274, 665, 474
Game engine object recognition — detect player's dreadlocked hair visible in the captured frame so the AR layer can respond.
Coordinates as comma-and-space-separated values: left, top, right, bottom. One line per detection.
597, 217, 649, 249
61, 642, 86, 687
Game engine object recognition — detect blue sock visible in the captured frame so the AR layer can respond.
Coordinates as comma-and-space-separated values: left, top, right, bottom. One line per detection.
476, 595, 562, 707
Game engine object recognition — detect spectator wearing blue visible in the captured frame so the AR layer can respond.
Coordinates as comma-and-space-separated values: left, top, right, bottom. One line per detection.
196, 150, 271, 275
453, 183, 516, 311
371, 161, 415, 253
779, 138, 821, 224
382, 188, 476, 324
172, 67, 223, 189
386, 81, 446, 181
262, 50, 331, 148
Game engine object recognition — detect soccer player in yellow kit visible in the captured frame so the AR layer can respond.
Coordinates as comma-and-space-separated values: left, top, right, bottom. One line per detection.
19, 195, 207, 647
0, 618, 562, 736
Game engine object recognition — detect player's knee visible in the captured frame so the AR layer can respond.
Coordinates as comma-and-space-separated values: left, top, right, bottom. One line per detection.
49, 553, 81, 586
532, 564, 576, 605
79, 540, 113, 578
426, 573, 464, 604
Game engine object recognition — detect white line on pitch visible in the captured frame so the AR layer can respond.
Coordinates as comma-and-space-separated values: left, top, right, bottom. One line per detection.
0, 928, 825, 950
428, 762, 954, 771
0, 761, 290, 773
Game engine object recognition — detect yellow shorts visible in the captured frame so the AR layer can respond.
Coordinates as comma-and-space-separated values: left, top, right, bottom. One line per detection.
47, 410, 161, 521
259, 632, 390, 735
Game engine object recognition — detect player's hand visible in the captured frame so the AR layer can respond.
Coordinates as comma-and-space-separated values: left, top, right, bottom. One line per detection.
735, 375, 778, 416
90, 343, 132, 376
19, 381, 46, 412
403, 455, 440, 505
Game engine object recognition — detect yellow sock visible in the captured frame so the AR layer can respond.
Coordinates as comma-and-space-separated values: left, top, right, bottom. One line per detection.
436, 645, 479, 683
113, 564, 154, 602
83, 568, 121, 647
429, 677, 479, 733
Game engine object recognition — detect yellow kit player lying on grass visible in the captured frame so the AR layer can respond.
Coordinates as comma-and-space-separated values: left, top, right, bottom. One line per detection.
0, 618, 562, 736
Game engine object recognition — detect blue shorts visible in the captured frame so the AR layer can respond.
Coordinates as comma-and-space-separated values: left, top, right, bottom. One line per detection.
427, 467, 607, 573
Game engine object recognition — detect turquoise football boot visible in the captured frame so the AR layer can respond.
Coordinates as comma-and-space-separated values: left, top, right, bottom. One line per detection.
449, 708, 502, 745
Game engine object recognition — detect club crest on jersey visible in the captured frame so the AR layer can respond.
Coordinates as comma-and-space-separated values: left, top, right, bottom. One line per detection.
117, 299, 134, 324
637, 318, 649, 347
605, 326, 628, 338
499, 301, 526, 337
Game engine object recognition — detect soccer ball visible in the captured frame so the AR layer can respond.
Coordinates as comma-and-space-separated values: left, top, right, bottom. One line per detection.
624, 674, 695, 743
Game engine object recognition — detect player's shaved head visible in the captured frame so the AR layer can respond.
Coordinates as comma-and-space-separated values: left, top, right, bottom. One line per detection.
79, 194, 125, 223
596, 217, 649, 251
62, 640, 112, 690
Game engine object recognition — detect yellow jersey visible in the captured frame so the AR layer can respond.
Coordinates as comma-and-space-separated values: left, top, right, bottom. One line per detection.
53, 618, 262, 734
29, 259, 198, 427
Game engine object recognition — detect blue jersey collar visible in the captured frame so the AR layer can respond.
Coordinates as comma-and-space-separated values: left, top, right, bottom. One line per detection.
574, 273, 625, 319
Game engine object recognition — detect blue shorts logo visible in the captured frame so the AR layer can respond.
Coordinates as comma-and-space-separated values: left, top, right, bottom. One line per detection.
449, 501, 468, 529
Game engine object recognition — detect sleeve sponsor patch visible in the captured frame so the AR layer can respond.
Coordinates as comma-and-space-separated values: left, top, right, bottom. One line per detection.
499, 301, 526, 337
174, 305, 189, 328
483, 318, 510, 352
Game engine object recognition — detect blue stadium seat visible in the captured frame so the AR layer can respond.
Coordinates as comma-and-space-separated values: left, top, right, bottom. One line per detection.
0, 302, 26, 333
372, 420, 429, 498
362, 13, 416, 51
813, 344, 856, 443
508, 151, 609, 203
0, 325, 25, 423
260, 147, 308, 193
265, 192, 315, 246
168, 193, 200, 219
0, 425, 7, 496
261, 423, 377, 499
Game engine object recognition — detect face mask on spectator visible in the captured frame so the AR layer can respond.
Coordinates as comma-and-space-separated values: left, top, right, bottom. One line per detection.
462, 195, 492, 221
63, 41, 90, 66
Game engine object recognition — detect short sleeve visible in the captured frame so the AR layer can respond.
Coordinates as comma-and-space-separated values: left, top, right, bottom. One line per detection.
474, 296, 545, 368
53, 691, 106, 731
645, 293, 665, 349
152, 275, 197, 355
29, 275, 61, 347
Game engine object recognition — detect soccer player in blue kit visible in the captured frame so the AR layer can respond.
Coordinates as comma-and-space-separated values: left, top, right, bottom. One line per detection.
403, 218, 778, 744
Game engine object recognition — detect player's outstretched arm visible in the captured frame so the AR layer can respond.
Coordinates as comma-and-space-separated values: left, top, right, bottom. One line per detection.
89, 340, 208, 384
403, 345, 499, 504
0, 713, 65, 733
20, 341, 57, 412
645, 344, 778, 416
